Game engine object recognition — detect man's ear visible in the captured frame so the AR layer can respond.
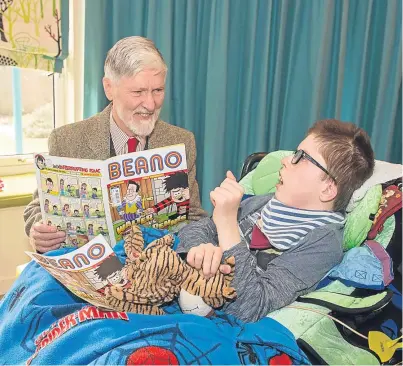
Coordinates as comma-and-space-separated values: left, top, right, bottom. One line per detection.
320, 179, 338, 204
103, 77, 114, 101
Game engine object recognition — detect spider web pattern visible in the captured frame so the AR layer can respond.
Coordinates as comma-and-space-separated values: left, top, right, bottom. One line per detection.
91, 324, 220, 365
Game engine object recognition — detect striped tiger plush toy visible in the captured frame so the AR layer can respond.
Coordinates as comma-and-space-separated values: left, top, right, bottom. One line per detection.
104, 224, 237, 315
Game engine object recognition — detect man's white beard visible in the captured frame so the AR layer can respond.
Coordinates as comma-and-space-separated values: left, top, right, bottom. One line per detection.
117, 107, 161, 137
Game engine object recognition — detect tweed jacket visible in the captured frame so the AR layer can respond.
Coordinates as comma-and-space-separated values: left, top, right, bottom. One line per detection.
23, 104, 207, 235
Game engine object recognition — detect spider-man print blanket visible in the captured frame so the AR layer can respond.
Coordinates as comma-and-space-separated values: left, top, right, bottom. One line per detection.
0, 227, 309, 365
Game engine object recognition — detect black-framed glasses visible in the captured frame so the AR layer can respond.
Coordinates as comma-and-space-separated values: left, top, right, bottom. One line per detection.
292, 150, 336, 181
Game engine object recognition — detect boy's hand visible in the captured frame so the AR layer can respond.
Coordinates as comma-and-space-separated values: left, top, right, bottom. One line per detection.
186, 243, 231, 279
210, 171, 244, 226
29, 222, 66, 253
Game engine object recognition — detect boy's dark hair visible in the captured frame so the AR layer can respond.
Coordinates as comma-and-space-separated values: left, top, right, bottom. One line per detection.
163, 171, 188, 192
46, 178, 53, 184
127, 180, 140, 191
94, 255, 123, 280
35, 155, 45, 169
74, 209, 79, 213
53, 205, 57, 208
93, 187, 97, 191
308, 119, 375, 211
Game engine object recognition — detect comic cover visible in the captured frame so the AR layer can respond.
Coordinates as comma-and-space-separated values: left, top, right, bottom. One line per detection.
26, 235, 126, 309
34, 144, 189, 247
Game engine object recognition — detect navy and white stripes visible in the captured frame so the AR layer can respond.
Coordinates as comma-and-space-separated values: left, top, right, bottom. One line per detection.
260, 198, 345, 250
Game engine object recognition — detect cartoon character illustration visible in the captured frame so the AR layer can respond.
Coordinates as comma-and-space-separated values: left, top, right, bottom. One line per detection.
94, 255, 127, 291
80, 183, 88, 199
83, 205, 90, 218
56, 225, 62, 231
44, 199, 49, 214
66, 222, 72, 232
91, 187, 98, 199
52, 205, 58, 215
47, 220, 52, 226
76, 226, 85, 234
118, 180, 144, 221
62, 204, 71, 217
98, 226, 107, 236
45, 178, 54, 193
95, 209, 102, 218
66, 184, 74, 197
35, 155, 46, 170
59, 179, 66, 196
73, 209, 80, 217
147, 172, 190, 219
87, 224, 94, 236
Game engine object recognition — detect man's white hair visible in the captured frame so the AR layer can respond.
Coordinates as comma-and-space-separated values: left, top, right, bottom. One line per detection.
104, 36, 167, 81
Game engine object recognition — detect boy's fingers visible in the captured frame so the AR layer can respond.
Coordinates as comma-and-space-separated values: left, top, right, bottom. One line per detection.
202, 249, 213, 278
210, 250, 222, 276
219, 264, 231, 274
226, 171, 237, 181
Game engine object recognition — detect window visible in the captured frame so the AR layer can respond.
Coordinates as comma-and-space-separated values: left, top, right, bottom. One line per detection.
0, 66, 56, 175
0, 66, 55, 156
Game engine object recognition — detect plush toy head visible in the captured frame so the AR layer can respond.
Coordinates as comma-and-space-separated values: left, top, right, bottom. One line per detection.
105, 223, 237, 315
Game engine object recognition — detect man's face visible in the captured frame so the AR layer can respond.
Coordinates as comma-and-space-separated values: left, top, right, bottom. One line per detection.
104, 69, 166, 137
170, 187, 190, 203
275, 134, 332, 210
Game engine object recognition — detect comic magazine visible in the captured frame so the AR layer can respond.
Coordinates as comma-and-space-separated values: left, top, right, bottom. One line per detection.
26, 235, 126, 310
34, 144, 189, 248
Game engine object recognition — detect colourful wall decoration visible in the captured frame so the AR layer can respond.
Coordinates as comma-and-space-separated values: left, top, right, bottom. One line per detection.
0, 0, 68, 72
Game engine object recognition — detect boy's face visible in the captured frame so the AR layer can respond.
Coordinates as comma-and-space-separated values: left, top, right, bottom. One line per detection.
170, 187, 190, 202
276, 134, 335, 210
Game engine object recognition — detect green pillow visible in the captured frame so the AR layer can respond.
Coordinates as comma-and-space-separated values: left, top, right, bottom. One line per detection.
239, 150, 383, 250
343, 184, 382, 251
251, 151, 293, 195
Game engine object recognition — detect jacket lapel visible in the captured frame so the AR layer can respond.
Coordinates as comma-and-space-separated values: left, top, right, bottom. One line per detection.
147, 119, 163, 150
86, 103, 112, 160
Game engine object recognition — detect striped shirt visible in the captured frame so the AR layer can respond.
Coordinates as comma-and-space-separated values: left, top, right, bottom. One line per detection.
110, 112, 146, 154
260, 198, 345, 250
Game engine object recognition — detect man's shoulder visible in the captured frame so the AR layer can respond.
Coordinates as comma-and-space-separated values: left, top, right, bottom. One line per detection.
52, 113, 103, 137
153, 120, 194, 140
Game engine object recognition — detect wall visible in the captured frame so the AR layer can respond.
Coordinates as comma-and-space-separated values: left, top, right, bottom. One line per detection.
0, 206, 31, 295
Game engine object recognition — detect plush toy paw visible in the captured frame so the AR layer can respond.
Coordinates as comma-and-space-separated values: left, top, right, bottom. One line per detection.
178, 289, 215, 317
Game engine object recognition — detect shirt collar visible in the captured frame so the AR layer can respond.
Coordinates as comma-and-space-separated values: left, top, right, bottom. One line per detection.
109, 111, 147, 154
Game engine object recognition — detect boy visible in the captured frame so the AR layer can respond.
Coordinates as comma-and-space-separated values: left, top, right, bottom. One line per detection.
177, 119, 375, 322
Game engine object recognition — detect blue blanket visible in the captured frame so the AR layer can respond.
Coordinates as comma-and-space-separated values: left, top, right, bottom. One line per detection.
0, 227, 309, 365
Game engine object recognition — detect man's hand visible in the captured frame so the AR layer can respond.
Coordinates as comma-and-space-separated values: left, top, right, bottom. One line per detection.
186, 243, 231, 279
210, 171, 244, 226
29, 222, 66, 253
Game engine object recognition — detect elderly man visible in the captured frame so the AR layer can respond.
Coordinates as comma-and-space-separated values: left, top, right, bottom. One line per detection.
24, 36, 207, 253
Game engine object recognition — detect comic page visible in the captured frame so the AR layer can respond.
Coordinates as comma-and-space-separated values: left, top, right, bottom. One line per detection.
101, 144, 189, 246
34, 144, 189, 248
35, 154, 109, 248
26, 235, 126, 310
